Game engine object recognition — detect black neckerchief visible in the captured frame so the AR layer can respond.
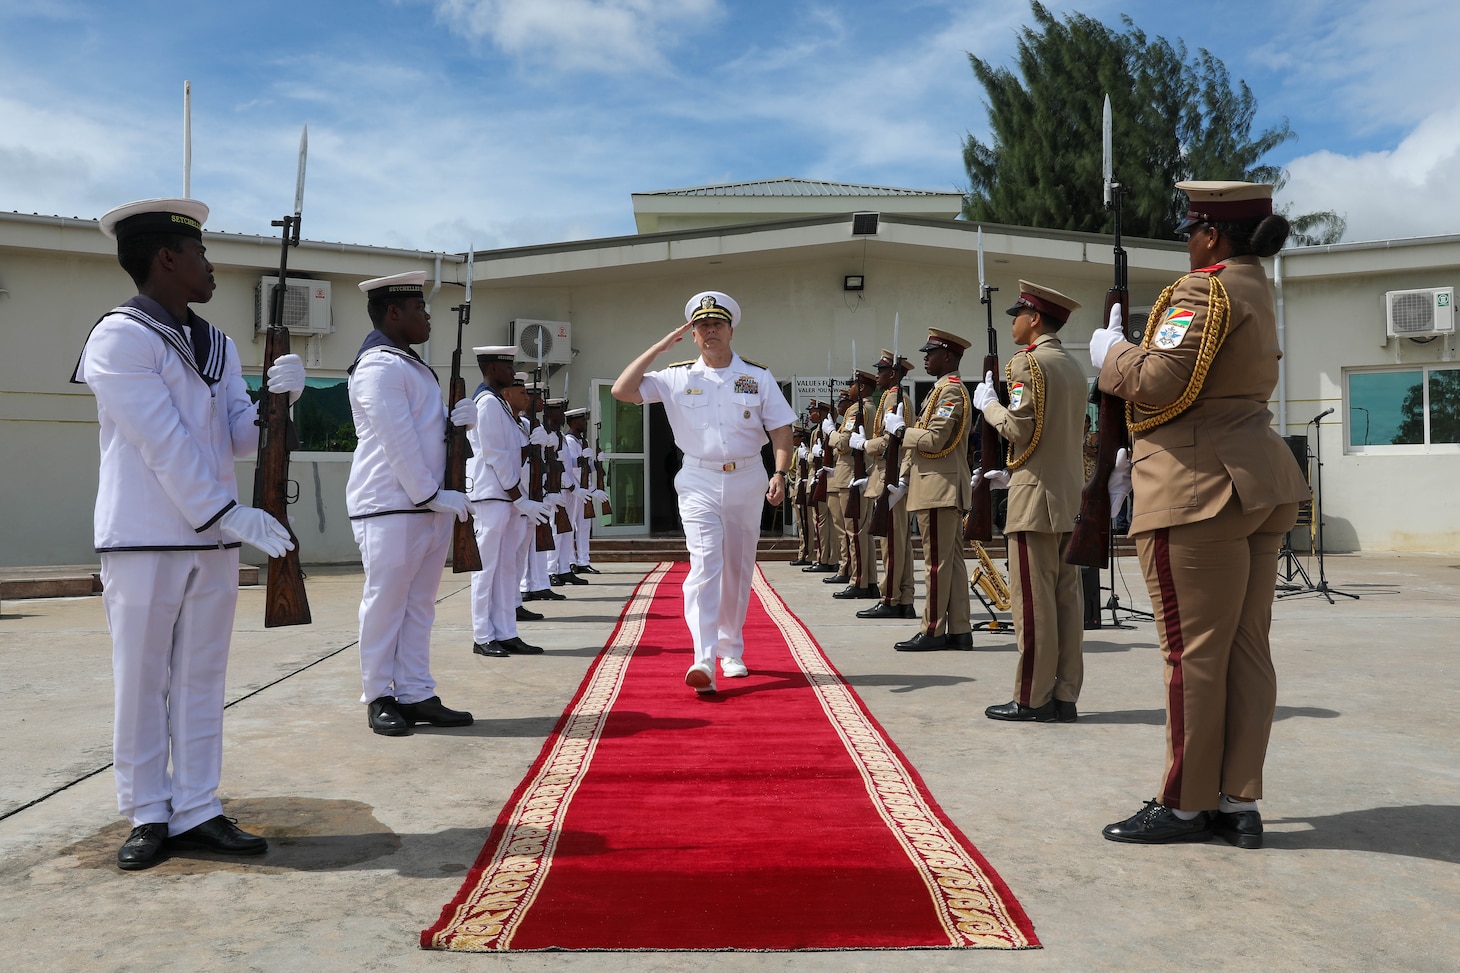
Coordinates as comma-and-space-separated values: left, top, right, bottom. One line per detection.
348, 329, 434, 376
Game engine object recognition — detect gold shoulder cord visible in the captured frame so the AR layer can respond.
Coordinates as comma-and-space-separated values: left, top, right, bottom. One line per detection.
1004, 351, 1046, 470
1126, 274, 1231, 433
916, 379, 969, 459
872, 387, 900, 436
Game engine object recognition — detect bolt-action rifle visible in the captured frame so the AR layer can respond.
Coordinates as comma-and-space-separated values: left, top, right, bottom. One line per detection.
964, 227, 1004, 543
445, 251, 481, 573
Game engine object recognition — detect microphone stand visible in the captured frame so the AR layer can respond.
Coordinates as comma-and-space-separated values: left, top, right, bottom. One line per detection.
1279, 412, 1358, 603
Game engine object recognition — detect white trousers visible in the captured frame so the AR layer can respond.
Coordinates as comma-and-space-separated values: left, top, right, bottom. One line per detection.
522, 548, 551, 593
571, 494, 592, 566
352, 511, 451, 706
100, 548, 238, 834
470, 500, 525, 642
676, 464, 767, 665
548, 510, 575, 575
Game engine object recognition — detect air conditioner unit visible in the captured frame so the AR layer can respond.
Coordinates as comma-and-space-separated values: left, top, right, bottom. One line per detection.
1384, 287, 1454, 339
510, 319, 573, 364
255, 277, 332, 335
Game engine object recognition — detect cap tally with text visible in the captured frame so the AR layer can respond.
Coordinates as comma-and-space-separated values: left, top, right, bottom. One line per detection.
359, 271, 427, 300
918, 328, 971, 354
511, 371, 528, 388
473, 344, 516, 364
564, 407, 588, 419
686, 291, 741, 328
100, 198, 209, 242
1006, 280, 1081, 326
544, 397, 567, 409
1175, 181, 1274, 233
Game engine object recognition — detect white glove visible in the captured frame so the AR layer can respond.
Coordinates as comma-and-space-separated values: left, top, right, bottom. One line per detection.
265, 353, 306, 405
795, 444, 808, 461
1108, 447, 1132, 512
597, 450, 608, 463
1090, 303, 1125, 369
426, 489, 470, 522
983, 468, 1011, 490
848, 426, 867, 451
969, 466, 981, 489
219, 505, 293, 558
530, 426, 554, 447
544, 492, 563, 511
590, 489, 610, 504
821, 416, 834, 435
449, 398, 477, 430
886, 480, 908, 507
883, 403, 905, 436
850, 476, 868, 492
811, 442, 824, 459
972, 370, 997, 412
512, 494, 550, 525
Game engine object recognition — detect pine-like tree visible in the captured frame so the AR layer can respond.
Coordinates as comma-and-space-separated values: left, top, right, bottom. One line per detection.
962, 2, 1345, 244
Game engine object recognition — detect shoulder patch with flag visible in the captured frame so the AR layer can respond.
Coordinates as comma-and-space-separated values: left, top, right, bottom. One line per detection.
1008, 381, 1025, 410
1153, 308, 1196, 349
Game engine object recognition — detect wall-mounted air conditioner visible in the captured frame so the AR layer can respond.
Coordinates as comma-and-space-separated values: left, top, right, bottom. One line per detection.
510, 319, 573, 364
1384, 287, 1454, 339
256, 277, 332, 335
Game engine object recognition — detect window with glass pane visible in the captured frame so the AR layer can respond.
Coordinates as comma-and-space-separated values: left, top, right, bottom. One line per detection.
1428, 367, 1460, 443
1347, 370, 1422, 447
245, 375, 356, 452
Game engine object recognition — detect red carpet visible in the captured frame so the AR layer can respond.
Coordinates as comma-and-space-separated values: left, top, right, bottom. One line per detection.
422, 562, 1039, 952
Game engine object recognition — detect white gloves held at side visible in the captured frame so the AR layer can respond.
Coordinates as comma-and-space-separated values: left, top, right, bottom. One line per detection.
821, 416, 834, 435
970, 466, 1011, 490
810, 442, 824, 459
882, 403, 905, 436
512, 494, 550, 525
426, 489, 471, 522
848, 426, 867, 451
886, 480, 908, 507
1089, 303, 1126, 370
972, 370, 998, 412
530, 426, 555, 448
449, 398, 477, 430
265, 354, 306, 405
219, 504, 293, 558
1108, 447, 1132, 512
850, 477, 868, 493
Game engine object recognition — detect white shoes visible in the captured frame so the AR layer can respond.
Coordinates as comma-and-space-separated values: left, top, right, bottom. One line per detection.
685, 662, 716, 694
720, 657, 749, 678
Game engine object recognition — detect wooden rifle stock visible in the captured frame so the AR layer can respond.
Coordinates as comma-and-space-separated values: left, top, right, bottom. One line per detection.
869, 388, 900, 538
444, 373, 480, 573
526, 410, 554, 551
253, 216, 310, 628
545, 429, 572, 535
1065, 286, 1129, 568
845, 397, 864, 523
964, 349, 1004, 543
592, 437, 613, 517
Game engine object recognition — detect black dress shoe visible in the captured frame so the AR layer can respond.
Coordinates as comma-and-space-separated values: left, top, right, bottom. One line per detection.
117, 822, 169, 871
895, 632, 948, 651
1102, 801, 1213, 844
1213, 809, 1263, 849
578, 565, 601, 574
801, 562, 828, 573
856, 602, 911, 619
947, 631, 974, 648
367, 695, 412, 736
473, 640, 510, 657
985, 699, 1058, 722
398, 695, 474, 727
170, 815, 268, 856
833, 585, 880, 599
559, 572, 589, 585
788, 558, 811, 567
1054, 699, 1079, 723
516, 605, 544, 622
532, 588, 567, 601
550, 574, 565, 586
822, 574, 851, 584
500, 636, 544, 655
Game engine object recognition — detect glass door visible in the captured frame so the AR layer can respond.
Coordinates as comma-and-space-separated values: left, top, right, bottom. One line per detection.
593, 379, 650, 535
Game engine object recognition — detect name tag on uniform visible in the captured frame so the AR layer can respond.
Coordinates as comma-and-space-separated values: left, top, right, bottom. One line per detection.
1154, 308, 1195, 349
733, 375, 758, 394
685, 388, 703, 395
1009, 382, 1025, 410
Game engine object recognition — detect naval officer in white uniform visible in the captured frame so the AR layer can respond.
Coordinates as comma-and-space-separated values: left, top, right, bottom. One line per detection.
612, 291, 796, 694
347, 271, 478, 736
74, 198, 305, 870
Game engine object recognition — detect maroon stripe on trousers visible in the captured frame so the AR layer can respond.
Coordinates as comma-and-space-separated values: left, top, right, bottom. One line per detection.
1153, 529, 1188, 803
882, 520, 896, 606
925, 515, 939, 635
1013, 533, 1038, 705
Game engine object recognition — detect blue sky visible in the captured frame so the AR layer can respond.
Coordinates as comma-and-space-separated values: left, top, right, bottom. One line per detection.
3, 0, 1457, 251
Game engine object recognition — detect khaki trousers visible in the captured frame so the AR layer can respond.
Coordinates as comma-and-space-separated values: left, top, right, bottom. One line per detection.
879, 497, 915, 606
915, 507, 970, 637
815, 498, 839, 565
828, 490, 850, 575
842, 491, 878, 587
1135, 499, 1300, 812
1007, 530, 1084, 707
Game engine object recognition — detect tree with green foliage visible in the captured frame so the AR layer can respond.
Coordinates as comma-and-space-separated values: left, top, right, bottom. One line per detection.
962, 2, 1345, 245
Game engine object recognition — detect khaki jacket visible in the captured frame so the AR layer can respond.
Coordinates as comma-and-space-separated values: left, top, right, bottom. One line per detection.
828, 401, 867, 491
899, 374, 972, 513
863, 386, 908, 499
1099, 255, 1309, 533
982, 335, 1088, 533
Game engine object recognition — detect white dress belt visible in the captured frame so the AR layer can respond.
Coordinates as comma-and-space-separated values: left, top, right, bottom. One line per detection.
681, 454, 763, 473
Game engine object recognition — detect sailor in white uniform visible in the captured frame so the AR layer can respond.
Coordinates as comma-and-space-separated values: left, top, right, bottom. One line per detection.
347, 271, 477, 736
466, 346, 549, 658
74, 198, 305, 870
612, 291, 796, 694
565, 408, 608, 573
521, 382, 564, 602
541, 398, 585, 586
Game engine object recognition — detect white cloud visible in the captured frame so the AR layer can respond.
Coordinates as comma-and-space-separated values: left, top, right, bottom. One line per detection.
430, 0, 722, 74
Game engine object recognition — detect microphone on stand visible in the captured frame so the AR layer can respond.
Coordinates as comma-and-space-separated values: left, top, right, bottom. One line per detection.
1309, 407, 1334, 424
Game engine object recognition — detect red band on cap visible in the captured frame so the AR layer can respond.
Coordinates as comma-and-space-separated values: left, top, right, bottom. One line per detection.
1017, 294, 1070, 325
1183, 197, 1272, 224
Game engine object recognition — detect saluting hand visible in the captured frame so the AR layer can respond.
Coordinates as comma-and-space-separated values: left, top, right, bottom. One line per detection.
654, 322, 693, 356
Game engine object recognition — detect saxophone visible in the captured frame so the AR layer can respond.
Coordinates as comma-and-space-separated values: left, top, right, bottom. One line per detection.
969, 540, 1011, 631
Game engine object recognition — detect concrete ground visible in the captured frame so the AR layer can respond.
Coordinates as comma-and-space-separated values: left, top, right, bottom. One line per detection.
0, 551, 1456, 972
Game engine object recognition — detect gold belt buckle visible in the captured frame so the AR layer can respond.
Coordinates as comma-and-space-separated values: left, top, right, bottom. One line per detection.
721, 461, 736, 472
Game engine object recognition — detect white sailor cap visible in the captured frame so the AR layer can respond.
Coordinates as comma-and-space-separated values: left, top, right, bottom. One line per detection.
473, 344, 516, 363
359, 271, 427, 299
100, 197, 209, 241
510, 372, 528, 388
686, 290, 740, 328
544, 397, 568, 409
564, 407, 589, 419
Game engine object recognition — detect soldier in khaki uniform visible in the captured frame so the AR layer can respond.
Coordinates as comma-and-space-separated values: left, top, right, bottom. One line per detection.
821, 387, 855, 585
886, 329, 974, 650
788, 425, 814, 565
975, 282, 1089, 722
802, 399, 840, 573
858, 351, 917, 619
831, 370, 881, 599
1093, 182, 1309, 848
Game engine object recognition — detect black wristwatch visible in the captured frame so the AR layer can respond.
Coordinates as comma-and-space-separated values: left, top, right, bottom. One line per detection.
773, 470, 788, 479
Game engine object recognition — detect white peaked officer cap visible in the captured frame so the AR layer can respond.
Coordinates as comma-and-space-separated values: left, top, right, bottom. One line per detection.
359, 271, 428, 298
686, 291, 740, 328
100, 197, 209, 241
